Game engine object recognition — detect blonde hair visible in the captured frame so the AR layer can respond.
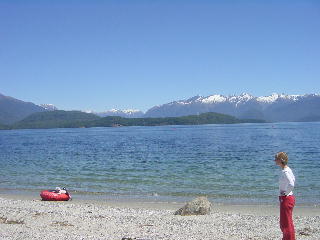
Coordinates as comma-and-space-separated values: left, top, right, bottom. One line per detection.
275, 152, 288, 165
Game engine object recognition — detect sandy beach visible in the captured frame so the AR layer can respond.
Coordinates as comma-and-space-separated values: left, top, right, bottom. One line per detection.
0, 194, 319, 240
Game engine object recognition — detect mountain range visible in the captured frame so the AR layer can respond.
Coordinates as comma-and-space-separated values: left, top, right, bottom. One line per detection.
1, 92, 320, 125
144, 93, 320, 122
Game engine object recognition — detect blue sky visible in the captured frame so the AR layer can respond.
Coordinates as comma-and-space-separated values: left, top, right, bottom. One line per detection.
1, 0, 319, 112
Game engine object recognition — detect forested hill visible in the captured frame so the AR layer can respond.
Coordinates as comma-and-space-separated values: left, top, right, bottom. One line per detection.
0, 92, 46, 124
8, 110, 265, 130
90, 112, 264, 127
0, 123, 9, 130
12, 110, 100, 129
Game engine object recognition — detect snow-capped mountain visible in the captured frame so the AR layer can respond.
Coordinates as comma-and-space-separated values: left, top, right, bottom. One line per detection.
39, 104, 58, 111
144, 93, 320, 122
94, 109, 144, 118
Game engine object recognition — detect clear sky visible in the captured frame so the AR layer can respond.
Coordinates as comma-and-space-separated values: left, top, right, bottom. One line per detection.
1, 0, 319, 112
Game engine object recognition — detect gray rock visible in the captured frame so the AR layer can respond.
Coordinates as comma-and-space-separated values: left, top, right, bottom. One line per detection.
174, 196, 212, 216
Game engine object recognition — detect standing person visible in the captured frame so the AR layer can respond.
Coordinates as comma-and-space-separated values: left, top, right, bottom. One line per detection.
274, 152, 296, 240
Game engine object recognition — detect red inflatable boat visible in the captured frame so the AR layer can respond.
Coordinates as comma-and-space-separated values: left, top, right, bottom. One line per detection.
40, 190, 71, 201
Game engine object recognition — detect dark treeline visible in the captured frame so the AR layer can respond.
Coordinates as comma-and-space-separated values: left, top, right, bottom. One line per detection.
1, 110, 265, 130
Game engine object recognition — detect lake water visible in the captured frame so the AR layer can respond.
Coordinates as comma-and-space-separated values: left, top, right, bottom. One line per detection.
0, 122, 319, 205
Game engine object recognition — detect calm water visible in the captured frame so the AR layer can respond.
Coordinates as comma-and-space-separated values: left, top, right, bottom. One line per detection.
0, 123, 319, 205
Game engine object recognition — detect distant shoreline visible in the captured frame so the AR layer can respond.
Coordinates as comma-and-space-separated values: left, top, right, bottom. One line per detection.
0, 111, 265, 130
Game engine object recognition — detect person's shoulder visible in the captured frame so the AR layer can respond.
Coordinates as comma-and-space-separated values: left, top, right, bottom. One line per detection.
284, 167, 295, 176
282, 166, 292, 173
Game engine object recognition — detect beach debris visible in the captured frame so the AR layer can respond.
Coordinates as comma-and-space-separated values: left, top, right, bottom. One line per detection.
299, 227, 317, 236
122, 238, 151, 240
0, 216, 24, 224
51, 221, 74, 227
174, 196, 212, 216
92, 214, 107, 219
139, 224, 154, 227
33, 212, 46, 217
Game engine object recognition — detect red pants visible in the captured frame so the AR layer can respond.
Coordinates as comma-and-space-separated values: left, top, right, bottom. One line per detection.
279, 195, 295, 240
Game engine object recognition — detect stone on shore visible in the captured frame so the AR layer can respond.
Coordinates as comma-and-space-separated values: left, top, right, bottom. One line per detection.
174, 196, 212, 216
